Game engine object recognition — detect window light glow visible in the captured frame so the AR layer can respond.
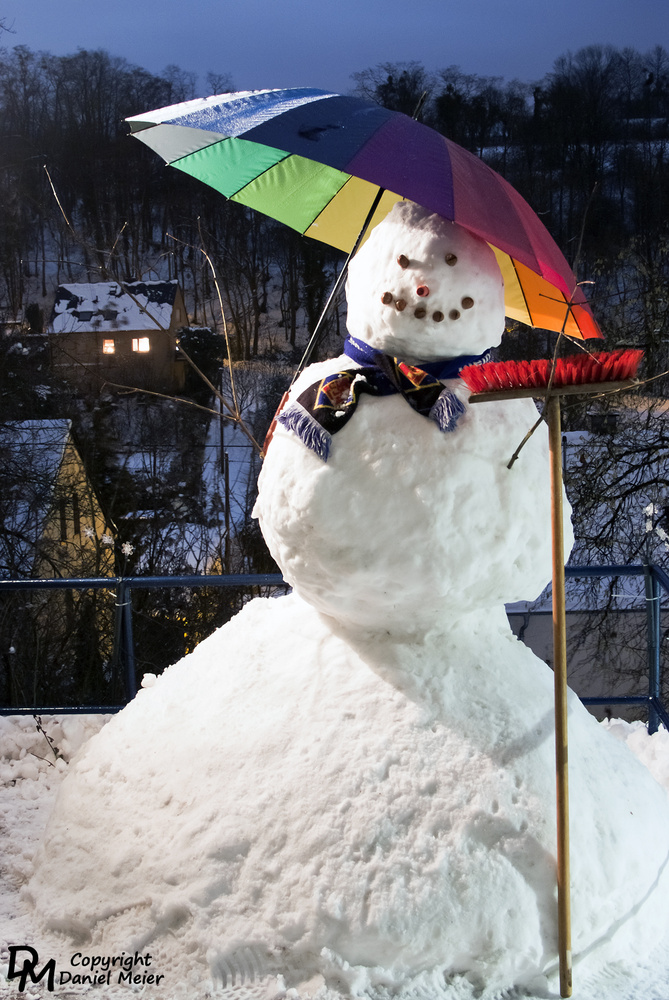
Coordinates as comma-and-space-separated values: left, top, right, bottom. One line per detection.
102, 339, 115, 354
132, 337, 150, 353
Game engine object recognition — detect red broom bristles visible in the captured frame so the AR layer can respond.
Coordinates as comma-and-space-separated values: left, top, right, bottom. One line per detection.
460, 349, 643, 394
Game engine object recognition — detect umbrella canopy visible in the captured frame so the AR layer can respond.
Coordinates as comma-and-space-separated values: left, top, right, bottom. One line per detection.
127, 88, 602, 341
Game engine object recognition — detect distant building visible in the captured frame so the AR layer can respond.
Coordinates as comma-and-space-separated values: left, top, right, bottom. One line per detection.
48, 280, 187, 393
0, 419, 114, 579
0, 420, 117, 708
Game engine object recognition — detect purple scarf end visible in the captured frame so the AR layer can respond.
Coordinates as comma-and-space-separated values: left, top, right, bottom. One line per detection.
278, 402, 332, 461
429, 389, 467, 432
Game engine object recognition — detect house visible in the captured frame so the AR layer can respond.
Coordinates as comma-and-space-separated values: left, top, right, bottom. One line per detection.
48, 280, 187, 393
0, 419, 114, 579
0, 420, 118, 707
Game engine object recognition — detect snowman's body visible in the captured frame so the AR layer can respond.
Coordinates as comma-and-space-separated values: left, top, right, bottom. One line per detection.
256, 202, 570, 635
27, 203, 669, 998
258, 358, 560, 635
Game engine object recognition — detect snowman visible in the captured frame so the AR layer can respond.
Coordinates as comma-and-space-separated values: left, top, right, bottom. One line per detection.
27, 202, 669, 998
256, 200, 566, 635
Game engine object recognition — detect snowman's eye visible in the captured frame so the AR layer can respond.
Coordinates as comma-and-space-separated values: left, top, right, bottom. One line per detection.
445, 253, 458, 266
397, 254, 410, 269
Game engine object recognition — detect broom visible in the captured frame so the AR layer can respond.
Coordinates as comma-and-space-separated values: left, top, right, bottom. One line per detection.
460, 347, 643, 1000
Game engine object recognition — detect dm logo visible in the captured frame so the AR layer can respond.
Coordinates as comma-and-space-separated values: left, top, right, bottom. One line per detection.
7, 946, 56, 992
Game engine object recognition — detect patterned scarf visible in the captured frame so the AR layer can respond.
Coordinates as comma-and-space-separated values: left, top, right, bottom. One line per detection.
277, 336, 491, 461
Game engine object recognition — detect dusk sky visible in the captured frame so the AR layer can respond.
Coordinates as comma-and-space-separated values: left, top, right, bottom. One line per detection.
2, 0, 669, 101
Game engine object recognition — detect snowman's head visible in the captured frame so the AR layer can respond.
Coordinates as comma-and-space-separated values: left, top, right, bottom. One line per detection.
345, 201, 505, 361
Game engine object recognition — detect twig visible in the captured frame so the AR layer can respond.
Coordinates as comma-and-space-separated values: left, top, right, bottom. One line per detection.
33, 714, 62, 760
44, 164, 73, 232
29, 752, 55, 767
571, 183, 598, 279
507, 320, 568, 469
44, 168, 259, 450
100, 375, 262, 453
44, 165, 129, 264
167, 226, 241, 417
506, 413, 544, 469
197, 220, 240, 418
109, 220, 129, 261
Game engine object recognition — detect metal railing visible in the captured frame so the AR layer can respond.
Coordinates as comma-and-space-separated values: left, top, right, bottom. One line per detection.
1, 566, 667, 731
0, 573, 284, 714
564, 563, 669, 734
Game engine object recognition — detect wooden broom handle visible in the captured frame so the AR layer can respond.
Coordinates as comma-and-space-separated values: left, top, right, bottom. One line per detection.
547, 395, 572, 997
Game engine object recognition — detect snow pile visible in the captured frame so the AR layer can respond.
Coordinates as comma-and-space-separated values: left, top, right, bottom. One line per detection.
0, 715, 110, 969
0, 714, 107, 773
0, 707, 667, 999
604, 718, 669, 789
25, 595, 669, 997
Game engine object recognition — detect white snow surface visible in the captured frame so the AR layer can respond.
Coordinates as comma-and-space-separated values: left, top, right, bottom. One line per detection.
50, 280, 177, 334
4, 602, 669, 1000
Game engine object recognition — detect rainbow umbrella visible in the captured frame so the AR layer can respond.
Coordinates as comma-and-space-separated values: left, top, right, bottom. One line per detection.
126, 87, 602, 341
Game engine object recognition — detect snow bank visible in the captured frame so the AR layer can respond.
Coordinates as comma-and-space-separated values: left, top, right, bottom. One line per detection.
26, 595, 669, 997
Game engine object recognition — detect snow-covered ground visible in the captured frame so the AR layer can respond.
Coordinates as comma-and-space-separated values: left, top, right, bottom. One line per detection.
1, 711, 669, 999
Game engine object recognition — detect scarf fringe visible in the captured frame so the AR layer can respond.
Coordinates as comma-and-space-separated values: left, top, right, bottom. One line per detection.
278, 402, 332, 461
429, 389, 466, 432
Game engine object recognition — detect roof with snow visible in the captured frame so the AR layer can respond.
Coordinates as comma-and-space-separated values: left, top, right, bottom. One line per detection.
50, 280, 179, 334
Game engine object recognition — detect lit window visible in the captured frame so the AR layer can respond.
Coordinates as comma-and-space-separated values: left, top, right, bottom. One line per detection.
132, 337, 150, 353
103, 339, 115, 354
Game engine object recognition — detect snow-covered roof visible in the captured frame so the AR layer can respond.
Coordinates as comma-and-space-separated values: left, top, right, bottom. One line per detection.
50, 280, 179, 334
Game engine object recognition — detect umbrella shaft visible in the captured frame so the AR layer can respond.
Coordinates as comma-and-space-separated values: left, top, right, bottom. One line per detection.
294, 186, 387, 380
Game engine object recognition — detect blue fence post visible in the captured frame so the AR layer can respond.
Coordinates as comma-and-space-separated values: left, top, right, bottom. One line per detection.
644, 562, 661, 735
117, 579, 137, 701
111, 577, 124, 701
